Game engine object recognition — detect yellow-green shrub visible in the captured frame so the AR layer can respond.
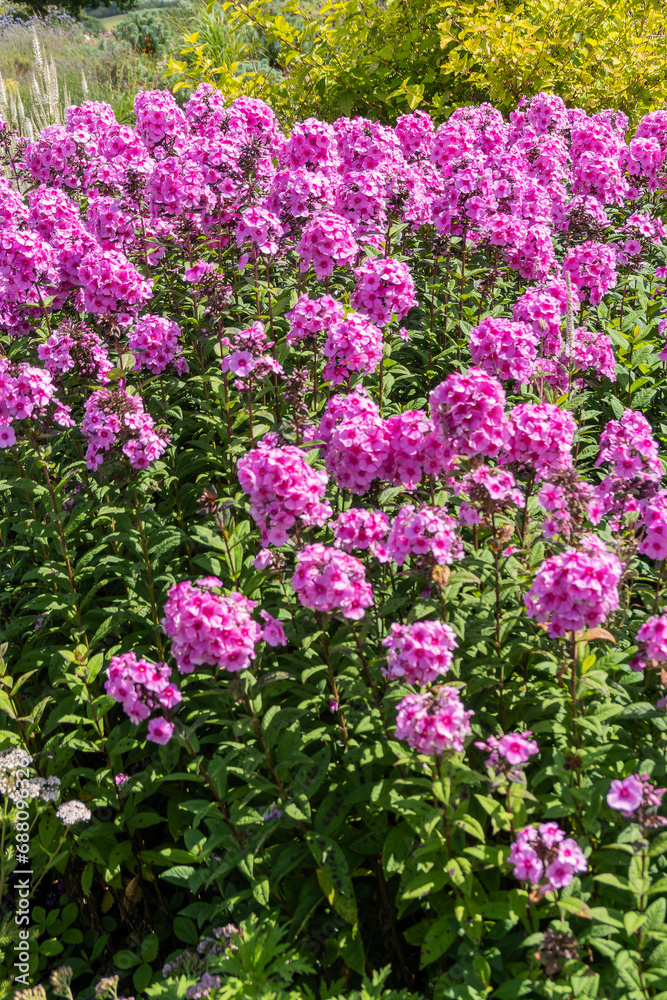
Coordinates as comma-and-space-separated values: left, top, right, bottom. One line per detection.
165, 0, 667, 127
438, 0, 667, 125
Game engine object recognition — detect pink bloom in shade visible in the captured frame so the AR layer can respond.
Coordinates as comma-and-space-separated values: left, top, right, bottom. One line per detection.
0, 423, 16, 448
147, 717, 175, 745
125, 699, 151, 725
158, 685, 183, 709
329, 698, 339, 713
386, 504, 463, 568
539, 822, 565, 849
469, 317, 539, 383
291, 544, 374, 620
557, 838, 588, 872
545, 860, 575, 890
524, 534, 623, 637
332, 508, 390, 562
162, 582, 263, 674
260, 611, 288, 647
607, 775, 644, 813
253, 549, 274, 571
496, 732, 539, 766
128, 314, 184, 375
638, 493, 667, 561
184, 260, 215, 282
237, 446, 332, 546
511, 848, 544, 884
503, 404, 575, 477
429, 367, 508, 459
636, 616, 667, 662
322, 312, 384, 384
509, 823, 588, 892
595, 410, 662, 483
285, 294, 345, 345
115, 773, 129, 786
295, 211, 358, 278
197, 576, 224, 589
382, 620, 458, 685
226, 351, 256, 377
351, 257, 417, 327
394, 687, 473, 755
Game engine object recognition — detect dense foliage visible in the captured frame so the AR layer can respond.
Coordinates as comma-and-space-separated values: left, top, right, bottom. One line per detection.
112, 9, 170, 55
166, 0, 667, 127
1, 86, 667, 1000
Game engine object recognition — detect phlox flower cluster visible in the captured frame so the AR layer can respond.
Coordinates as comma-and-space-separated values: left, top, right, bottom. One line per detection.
285, 294, 345, 346
382, 620, 458, 685
351, 257, 417, 326
334, 169, 387, 236
386, 504, 463, 568
637, 493, 667, 561
0, 357, 73, 448
524, 535, 623, 637
394, 688, 473, 755
632, 615, 667, 672
562, 241, 617, 305
318, 389, 381, 445
322, 313, 383, 384
322, 406, 390, 495
236, 205, 284, 266
81, 387, 169, 471
237, 446, 332, 546
596, 410, 662, 483
220, 321, 283, 387
564, 327, 616, 382
105, 652, 181, 744
162, 579, 264, 674
279, 117, 339, 172
37, 321, 113, 383
468, 317, 539, 383
291, 544, 373, 620
295, 211, 358, 278
607, 773, 666, 828
537, 471, 593, 541
509, 823, 588, 893
395, 110, 434, 160
127, 314, 188, 375
455, 466, 525, 527
589, 411, 663, 528
381, 410, 456, 490
503, 404, 575, 477
430, 368, 508, 459
266, 169, 335, 233
331, 507, 390, 561
76, 248, 153, 316
512, 278, 580, 356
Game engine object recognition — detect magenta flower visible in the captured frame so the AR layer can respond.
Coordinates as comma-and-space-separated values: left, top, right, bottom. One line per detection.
147, 717, 175, 745
260, 611, 288, 647
394, 688, 473, 755
607, 776, 644, 813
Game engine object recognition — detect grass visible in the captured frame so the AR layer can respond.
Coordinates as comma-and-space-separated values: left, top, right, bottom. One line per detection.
96, 7, 170, 29
97, 13, 128, 28
0, 9, 175, 128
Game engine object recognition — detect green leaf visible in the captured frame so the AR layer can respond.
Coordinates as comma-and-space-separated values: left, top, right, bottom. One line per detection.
420, 915, 456, 968
308, 834, 358, 924
114, 949, 140, 970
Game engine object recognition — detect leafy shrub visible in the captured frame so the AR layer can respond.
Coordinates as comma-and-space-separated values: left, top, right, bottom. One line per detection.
1, 84, 667, 1000
113, 8, 169, 55
166, 0, 667, 125
166, 0, 280, 103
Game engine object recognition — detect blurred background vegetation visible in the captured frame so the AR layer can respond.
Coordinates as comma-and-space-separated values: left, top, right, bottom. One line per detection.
0, 0, 665, 141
